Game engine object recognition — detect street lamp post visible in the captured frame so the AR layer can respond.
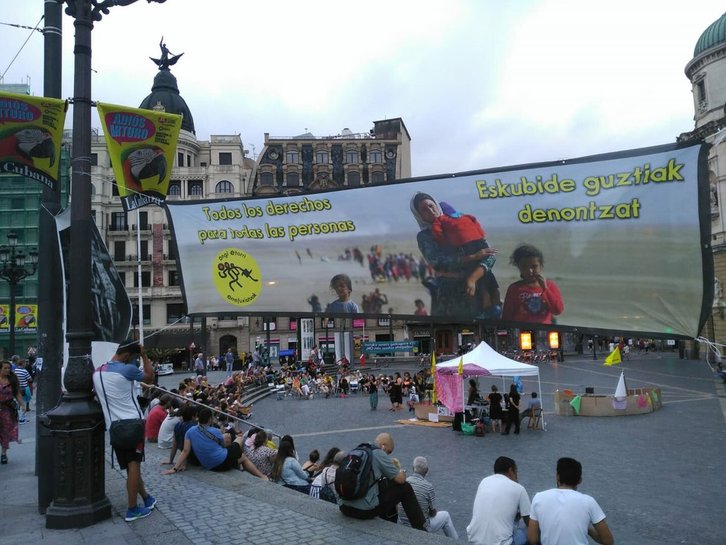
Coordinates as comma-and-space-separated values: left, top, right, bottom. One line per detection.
0, 232, 38, 358
44, 0, 167, 530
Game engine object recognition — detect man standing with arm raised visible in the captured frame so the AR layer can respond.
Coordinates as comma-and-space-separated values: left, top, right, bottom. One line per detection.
93, 339, 156, 521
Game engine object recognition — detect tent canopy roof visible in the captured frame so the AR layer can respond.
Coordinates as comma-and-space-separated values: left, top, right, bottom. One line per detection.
436, 341, 540, 377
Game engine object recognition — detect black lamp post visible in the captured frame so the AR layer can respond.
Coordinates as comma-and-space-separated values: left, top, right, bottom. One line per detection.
0, 232, 39, 358
44, 0, 167, 529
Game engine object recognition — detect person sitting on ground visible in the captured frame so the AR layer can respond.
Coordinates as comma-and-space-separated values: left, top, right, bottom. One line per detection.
157, 400, 181, 449
398, 456, 458, 539
145, 393, 172, 442
310, 449, 345, 503
338, 432, 426, 530
244, 429, 277, 478
162, 407, 266, 477
270, 440, 311, 494
164, 403, 198, 466
520, 392, 542, 424
301, 449, 320, 478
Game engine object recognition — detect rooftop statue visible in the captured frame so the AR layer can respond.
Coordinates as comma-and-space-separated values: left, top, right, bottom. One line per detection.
150, 36, 184, 70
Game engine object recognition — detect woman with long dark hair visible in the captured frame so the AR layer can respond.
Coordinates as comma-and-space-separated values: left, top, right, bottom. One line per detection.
503, 383, 521, 435
271, 440, 310, 494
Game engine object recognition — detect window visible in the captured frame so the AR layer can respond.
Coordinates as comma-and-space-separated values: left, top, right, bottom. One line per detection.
133, 305, 151, 326
320, 318, 335, 328
346, 149, 358, 163
11, 198, 24, 209
371, 171, 385, 184
113, 241, 125, 261
219, 152, 232, 165
215, 180, 234, 193
178, 152, 184, 167
111, 212, 127, 231
140, 240, 149, 261
133, 271, 151, 287
286, 150, 299, 164
286, 172, 300, 187
697, 80, 707, 105
168, 243, 176, 261
112, 182, 119, 196
315, 150, 328, 164
118, 272, 126, 286
347, 171, 361, 187
259, 172, 274, 186
189, 180, 203, 196
168, 181, 181, 196
167, 303, 185, 324
90, 183, 96, 195
187, 154, 192, 167
378, 318, 391, 327
168, 270, 179, 286
200, 161, 207, 167
139, 211, 149, 230
369, 148, 382, 163
91, 153, 98, 166
262, 317, 276, 331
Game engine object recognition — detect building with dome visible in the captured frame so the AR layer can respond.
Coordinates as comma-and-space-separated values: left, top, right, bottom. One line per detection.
682, 11, 726, 349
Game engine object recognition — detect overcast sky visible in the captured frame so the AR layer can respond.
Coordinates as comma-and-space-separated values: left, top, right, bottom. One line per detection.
1, 0, 724, 177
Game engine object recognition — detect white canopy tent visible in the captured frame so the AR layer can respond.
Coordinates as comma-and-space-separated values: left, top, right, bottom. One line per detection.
435, 341, 545, 430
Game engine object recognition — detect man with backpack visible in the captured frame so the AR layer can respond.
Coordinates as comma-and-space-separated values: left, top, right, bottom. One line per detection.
337, 432, 426, 530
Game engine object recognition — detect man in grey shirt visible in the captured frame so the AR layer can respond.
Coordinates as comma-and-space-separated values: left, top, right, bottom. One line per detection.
398, 456, 458, 538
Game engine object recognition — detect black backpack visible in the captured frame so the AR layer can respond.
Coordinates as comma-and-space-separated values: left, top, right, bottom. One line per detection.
334, 443, 380, 500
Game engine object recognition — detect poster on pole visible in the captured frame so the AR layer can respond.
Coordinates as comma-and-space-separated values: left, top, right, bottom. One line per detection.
96, 102, 182, 212
164, 142, 711, 338
0, 91, 66, 191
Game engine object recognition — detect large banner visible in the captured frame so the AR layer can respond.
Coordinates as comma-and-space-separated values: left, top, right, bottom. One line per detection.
165, 142, 711, 338
96, 102, 182, 212
0, 91, 66, 191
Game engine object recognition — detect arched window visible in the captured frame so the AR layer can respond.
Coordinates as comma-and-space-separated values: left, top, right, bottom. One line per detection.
215, 180, 234, 193
369, 148, 382, 164
345, 149, 358, 163
168, 181, 181, 196
347, 171, 361, 187
260, 172, 274, 186
286, 172, 300, 187
189, 182, 203, 196
371, 171, 385, 184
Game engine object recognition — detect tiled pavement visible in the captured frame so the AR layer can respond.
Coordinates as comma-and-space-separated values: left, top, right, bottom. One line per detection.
3, 350, 724, 544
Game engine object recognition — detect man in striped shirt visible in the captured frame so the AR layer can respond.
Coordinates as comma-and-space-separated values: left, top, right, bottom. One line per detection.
398, 456, 459, 538
13, 359, 32, 422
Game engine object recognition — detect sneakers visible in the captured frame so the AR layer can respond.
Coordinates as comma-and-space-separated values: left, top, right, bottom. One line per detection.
143, 495, 156, 510
124, 505, 152, 522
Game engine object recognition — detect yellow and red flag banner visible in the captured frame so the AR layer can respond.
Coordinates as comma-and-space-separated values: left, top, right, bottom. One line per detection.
0, 91, 66, 191
604, 347, 622, 366
96, 102, 182, 212
0, 304, 37, 333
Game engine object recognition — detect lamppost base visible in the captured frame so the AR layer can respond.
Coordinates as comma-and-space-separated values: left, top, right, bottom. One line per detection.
45, 393, 111, 529
45, 497, 112, 530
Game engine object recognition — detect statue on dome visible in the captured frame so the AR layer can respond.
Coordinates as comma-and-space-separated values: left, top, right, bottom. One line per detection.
150, 36, 184, 70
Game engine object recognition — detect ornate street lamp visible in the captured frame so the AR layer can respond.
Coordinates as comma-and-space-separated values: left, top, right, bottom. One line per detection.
0, 231, 39, 358
44, 0, 167, 530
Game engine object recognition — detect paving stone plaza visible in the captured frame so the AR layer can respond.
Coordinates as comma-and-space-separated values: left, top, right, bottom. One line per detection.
5, 351, 724, 544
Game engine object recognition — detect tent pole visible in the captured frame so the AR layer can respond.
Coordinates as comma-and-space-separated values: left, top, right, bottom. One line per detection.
537, 372, 546, 431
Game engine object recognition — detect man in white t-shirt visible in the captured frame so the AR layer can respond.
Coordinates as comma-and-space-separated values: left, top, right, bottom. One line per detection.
528, 457, 614, 545
467, 456, 531, 545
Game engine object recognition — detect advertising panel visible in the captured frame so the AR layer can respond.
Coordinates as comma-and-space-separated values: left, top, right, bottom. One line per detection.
165, 142, 710, 338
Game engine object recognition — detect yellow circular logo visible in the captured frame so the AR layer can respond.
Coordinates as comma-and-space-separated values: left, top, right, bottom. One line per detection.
212, 248, 262, 306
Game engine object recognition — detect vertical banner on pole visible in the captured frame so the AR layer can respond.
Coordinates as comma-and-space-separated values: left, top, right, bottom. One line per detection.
96, 102, 182, 211
0, 91, 66, 191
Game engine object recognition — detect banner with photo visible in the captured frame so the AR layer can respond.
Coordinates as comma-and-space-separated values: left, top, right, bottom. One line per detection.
164, 142, 711, 338
96, 102, 182, 212
0, 91, 66, 191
